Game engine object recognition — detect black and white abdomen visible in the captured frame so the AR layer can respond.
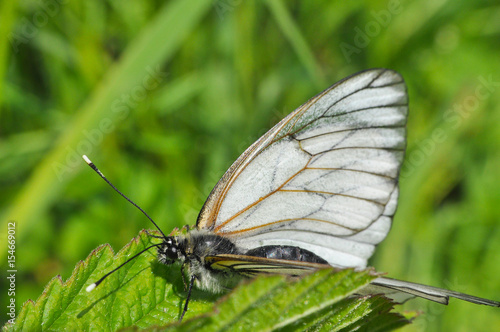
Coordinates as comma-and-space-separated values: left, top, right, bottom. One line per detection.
246, 245, 328, 264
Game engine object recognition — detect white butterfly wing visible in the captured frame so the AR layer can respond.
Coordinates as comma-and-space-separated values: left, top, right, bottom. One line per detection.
197, 69, 408, 268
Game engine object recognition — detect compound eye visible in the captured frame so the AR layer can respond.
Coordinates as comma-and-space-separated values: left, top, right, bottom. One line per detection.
165, 246, 177, 260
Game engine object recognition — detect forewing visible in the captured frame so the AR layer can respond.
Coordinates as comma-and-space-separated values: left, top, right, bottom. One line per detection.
197, 69, 408, 268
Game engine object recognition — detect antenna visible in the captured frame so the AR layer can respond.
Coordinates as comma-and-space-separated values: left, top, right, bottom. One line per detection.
82, 155, 168, 239
86, 243, 163, 292
82, 155, 170, 292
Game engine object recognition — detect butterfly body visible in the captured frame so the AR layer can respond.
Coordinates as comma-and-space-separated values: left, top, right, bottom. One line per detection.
158, 230, 331, 293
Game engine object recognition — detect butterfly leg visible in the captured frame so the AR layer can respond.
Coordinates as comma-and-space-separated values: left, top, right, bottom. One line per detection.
180, 262, 188, 290
179, 275, 195, 322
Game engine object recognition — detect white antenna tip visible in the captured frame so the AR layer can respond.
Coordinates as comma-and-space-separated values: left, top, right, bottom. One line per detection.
86, 283, 97, 292
82, 155, 91, 164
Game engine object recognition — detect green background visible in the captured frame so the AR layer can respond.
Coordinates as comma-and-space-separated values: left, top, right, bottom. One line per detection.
1, 0, 499, 330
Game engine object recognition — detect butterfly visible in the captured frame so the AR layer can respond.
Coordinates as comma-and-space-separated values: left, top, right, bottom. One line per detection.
85, 68, 499, 321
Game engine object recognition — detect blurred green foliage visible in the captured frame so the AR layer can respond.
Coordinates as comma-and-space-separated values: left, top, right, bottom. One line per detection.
1, 0, 499, 330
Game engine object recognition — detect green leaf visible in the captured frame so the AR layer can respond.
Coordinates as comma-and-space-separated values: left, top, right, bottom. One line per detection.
165, 269, 412, 332
3, 231, 214, 331
3, 232, 411, 331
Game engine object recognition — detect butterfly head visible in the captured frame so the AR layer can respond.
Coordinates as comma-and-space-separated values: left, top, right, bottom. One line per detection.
158, 236, 185, 264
